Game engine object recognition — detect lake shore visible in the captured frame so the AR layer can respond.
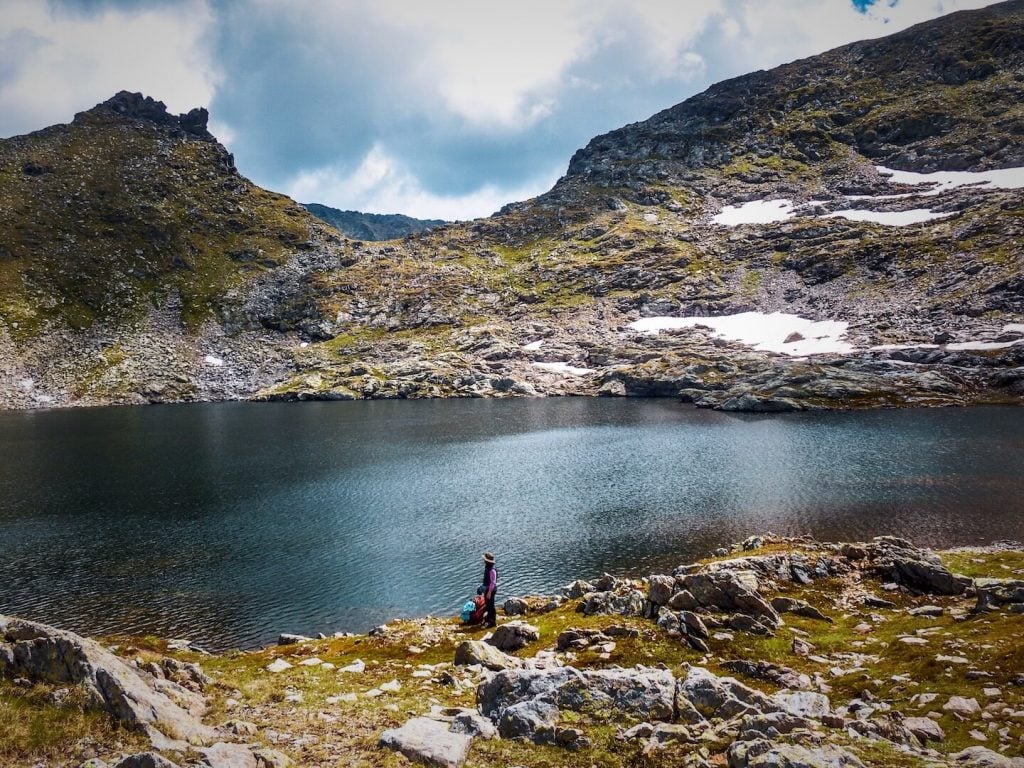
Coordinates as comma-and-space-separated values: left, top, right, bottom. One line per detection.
3, 535, 1024, 768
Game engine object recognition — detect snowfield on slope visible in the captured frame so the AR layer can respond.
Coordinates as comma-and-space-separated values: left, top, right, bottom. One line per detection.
628, 312, 853, 356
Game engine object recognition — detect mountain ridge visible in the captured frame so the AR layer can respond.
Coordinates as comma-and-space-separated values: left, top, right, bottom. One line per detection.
1, 1, 1023, 410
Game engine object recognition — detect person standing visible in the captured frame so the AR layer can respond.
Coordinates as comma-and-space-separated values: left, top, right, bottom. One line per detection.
482, 552, 498, 628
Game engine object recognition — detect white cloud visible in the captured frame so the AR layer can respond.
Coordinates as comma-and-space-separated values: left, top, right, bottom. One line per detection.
0, 0, 217, 137
284, 144, 562, 221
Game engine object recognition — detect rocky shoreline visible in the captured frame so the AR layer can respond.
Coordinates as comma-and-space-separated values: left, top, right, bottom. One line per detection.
3, 535, 1024, 767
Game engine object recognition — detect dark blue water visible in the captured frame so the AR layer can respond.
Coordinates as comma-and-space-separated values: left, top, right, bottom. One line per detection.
1, 399, 1022, 650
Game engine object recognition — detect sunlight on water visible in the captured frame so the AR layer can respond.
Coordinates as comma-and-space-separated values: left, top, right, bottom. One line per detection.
1, 400, 1022, 650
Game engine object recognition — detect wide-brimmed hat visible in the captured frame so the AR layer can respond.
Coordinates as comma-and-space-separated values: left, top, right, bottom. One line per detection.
482, 552, 496, 564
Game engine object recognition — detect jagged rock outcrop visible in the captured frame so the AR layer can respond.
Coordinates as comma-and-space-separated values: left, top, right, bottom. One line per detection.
0, 614, 214, 745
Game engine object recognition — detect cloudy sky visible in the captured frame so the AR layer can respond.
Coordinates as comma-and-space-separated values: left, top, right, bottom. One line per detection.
0, 0, 1003, 220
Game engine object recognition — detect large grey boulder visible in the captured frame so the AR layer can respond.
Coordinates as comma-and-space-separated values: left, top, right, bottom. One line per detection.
728, 740, 865, 767
497, 699, 560, 742
453, 640, 520, 671
647, 575, 675, 606
379, 717, 472, 768
866, 537, 970, 595
580, 589, 646, 617
485, 621, 539, 653
974, 579, 1024, 612
676, 666, 780, 722
678, 573, 782, 627
478, 665, 676, 725
0, 615, 214, 745
903, 716, 945, 743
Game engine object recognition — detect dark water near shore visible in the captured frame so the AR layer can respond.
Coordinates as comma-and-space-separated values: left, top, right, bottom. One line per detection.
1, 399, 1022, 650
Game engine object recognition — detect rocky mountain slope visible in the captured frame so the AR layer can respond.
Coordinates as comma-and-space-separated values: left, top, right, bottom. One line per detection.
2, 1, 1024, 411
301, 203, 445, 241
3, 537, 1024, 767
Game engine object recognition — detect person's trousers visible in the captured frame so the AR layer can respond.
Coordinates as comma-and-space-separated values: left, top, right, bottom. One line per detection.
485, 593, 497, 626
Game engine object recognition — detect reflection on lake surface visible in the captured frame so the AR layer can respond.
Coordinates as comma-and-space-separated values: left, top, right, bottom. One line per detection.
1, 399, 1022, 650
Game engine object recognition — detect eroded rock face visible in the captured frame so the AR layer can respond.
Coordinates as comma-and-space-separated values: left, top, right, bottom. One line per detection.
864, 537, 971, 595
0, 615, 214, 745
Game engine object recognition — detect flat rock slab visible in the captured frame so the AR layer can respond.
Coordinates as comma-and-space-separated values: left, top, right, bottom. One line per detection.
380, 717, 471, 768
198, 742, 258, 768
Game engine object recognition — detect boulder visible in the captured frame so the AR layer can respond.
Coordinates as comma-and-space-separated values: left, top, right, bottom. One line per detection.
737, 711, 815, 741
454, 640, 521, 671
580, 589, 646, 617
502, 597, 529, 616
486, 621, 539, 653
772, 690, 831, 719
379, 717, 472, 768
114, 756, 182, 768
728, 740, 865, 767
944, 696, 981, 715
903, 716, 945, 743
721, 660, 811, 691
974, 579, 1024, 612
450, 710, 497, 740
0, 615, 214, 745
252, 749, 292, 768
197, 742, 258, 768
867, 538, 970, 595
680, 572, 782, 626
276, 634, 311, 645
676, 666, 779, 722
949, 747, 1021, 767
770, 597, 832, 623
563, 580, 595, 599
478, 666, 676, 725
497, 699, 559, 742
556, 628, 610, 651
668, 589, 700, 611
647, 575, 675, 606
679, 611, 710, 639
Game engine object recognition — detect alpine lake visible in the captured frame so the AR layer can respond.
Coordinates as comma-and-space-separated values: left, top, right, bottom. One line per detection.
1, 398, 1022, 650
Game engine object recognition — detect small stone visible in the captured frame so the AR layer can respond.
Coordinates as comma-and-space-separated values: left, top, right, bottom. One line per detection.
339, 659, 365, 673
944, 696, 981, 716
898, 636, 928, 646
380, 679, 401, 692
936, 655, 970, 665
904, 716, 945, 743
265, 659, 292, 673
984, 688, 1002, 698
364, 688, 383, 698
909, 605, 944, 617
297, 658, 322, 667
277, 634, 311, 645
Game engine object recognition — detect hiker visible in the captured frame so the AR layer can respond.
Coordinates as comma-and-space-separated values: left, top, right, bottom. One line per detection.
482, 552, 497, 628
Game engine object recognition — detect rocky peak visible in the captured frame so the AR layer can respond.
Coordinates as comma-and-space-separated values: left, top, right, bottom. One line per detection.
73, 90, 214, 141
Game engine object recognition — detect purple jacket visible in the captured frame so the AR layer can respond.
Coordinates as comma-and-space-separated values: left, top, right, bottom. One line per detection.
483, 565, 497, 595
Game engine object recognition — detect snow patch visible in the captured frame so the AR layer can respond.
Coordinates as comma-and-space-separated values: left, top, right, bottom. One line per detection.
1003, 323, 1024, 334
825, 209, 954, 227
522, 340, 545, 351
629, 312, 853, 356
18, 378, 33, 391
531, 361, 595, 376
204, 355, 225, 367
712, 199, 795, 226
877, 165, 1024, 195
946, 339, 1024, 352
